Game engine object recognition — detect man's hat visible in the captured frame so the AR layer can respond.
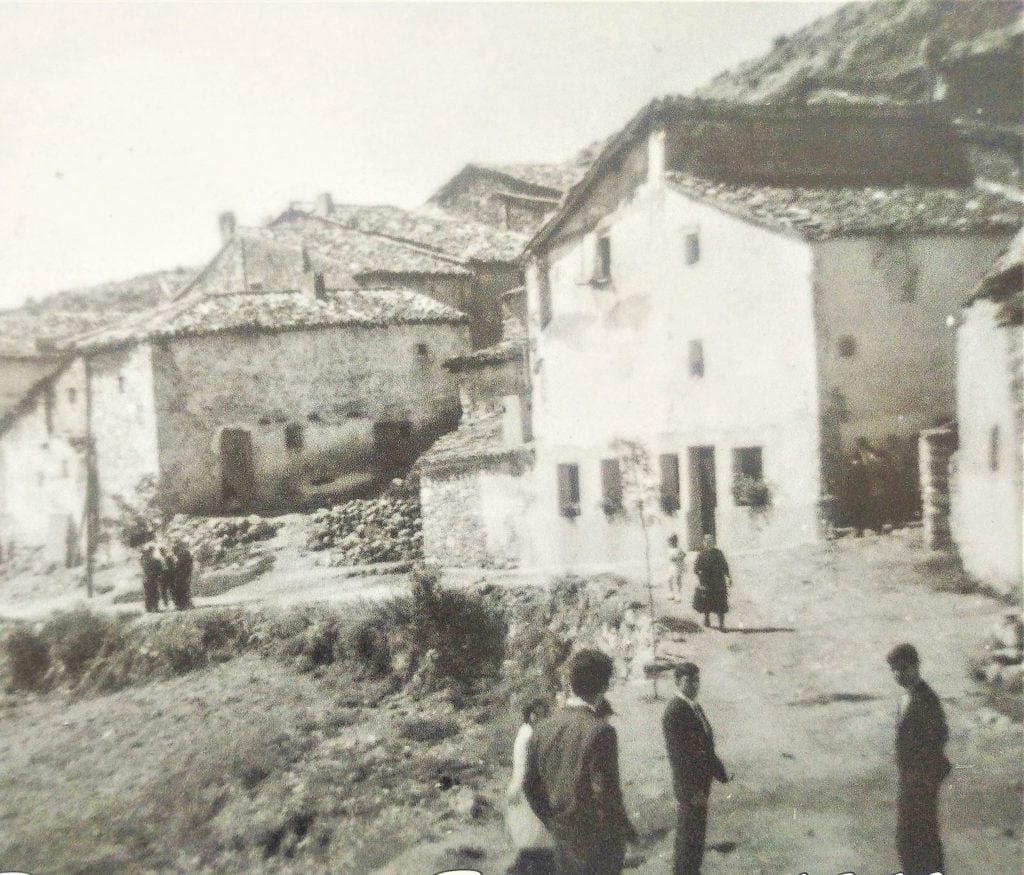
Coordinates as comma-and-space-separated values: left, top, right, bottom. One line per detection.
673, 661, 700, 681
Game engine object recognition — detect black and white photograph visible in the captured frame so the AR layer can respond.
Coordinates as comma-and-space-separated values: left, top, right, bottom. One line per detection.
0, 2, 1021, 873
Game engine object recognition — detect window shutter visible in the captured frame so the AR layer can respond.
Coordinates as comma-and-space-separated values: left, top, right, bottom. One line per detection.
659, 453, 680, 513
601, 458, 623, 513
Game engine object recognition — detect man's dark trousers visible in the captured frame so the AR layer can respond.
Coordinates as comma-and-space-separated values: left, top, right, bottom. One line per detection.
673, 798, 707, 875
897, 774, 944, 875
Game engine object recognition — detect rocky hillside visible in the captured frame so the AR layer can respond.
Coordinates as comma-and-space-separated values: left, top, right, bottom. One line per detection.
697, 0, 1021, 105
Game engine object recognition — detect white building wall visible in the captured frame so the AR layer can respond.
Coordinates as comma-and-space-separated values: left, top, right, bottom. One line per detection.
525, 185, 822, 569
0, 359, 88, 560
951, 298, 1023, 591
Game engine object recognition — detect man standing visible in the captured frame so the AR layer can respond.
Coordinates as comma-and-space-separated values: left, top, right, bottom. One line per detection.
663, 662, 728, 875
887, 643, 951, 875
524, 649, 639, 875
693, 534, 731, 630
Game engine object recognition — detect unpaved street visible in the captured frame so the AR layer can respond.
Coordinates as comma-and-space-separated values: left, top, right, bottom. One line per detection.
381, 532, 1021, 875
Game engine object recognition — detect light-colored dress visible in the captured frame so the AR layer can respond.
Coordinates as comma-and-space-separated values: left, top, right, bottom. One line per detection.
506, 722, 552, 850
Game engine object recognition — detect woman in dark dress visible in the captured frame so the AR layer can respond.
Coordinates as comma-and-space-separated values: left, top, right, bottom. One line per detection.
693, 534, 731, 630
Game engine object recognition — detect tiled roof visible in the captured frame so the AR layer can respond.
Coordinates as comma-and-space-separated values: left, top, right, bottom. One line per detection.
320, 203, 528, 263
0, 267, 195, 359
665, 172, 1023, 239
75, 288, 466, 350
444, 338, 526, 372
418, 413, 506, 467
479, 162, 589, 193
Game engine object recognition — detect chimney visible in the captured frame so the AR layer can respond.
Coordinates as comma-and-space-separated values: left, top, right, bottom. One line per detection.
314, 192, 333, 216
301, 270, 327, 301
218, 211, 236, 243
647, 127, 666, 188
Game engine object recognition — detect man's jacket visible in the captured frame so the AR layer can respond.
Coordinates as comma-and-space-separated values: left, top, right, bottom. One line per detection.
662, 695, 727, 802
523, 700, 636, 856
896, 680, 951, 783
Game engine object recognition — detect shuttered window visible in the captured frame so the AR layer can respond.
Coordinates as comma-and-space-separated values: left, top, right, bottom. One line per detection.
601, 458, 623, 514
659, 453, 680, 513
557, 463, 581, 517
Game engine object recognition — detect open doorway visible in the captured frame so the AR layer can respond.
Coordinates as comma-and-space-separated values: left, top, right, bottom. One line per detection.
687, 445, 717, 549
220, 428, 256, 511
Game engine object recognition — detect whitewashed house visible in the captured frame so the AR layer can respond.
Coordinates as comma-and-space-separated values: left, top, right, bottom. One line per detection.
422, 98, 1020, 572
950, 230, 1023, 593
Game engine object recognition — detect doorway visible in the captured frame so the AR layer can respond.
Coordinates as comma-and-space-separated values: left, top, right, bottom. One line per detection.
687, 445, 717, 549
220, 428, 256, 511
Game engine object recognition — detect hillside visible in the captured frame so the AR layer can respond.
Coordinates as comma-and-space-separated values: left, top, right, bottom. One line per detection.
697, 0, 1021, 105
0, 266, 196, 358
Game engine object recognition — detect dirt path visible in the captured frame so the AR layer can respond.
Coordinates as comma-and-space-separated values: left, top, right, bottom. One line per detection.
381, 532, 1021, 875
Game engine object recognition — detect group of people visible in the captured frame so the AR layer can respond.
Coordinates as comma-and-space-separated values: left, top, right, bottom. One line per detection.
506, 644, 950, 875
139, 537, 193, 612
667, 533, 732, 631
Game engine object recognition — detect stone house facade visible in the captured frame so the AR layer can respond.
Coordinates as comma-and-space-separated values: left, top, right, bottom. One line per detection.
950, 231, 1023, 593
421, 98, 1020, 572
0, 286, 468, 560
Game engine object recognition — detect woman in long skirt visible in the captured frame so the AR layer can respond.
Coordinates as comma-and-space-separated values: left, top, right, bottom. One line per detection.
693, 533, 731, 630
506, 697, 553, 875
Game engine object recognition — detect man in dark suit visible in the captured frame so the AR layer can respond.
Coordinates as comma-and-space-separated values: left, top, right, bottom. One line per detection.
888, 643, 951, 875
662, 662, 728, 875
524, 648, 639, 875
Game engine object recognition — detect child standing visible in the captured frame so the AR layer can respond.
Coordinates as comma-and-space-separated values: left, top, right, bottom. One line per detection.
506, 698, 554, 875
667, 534, 687, 601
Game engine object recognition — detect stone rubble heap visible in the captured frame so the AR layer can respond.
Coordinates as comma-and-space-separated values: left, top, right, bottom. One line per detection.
306, 478, 423, 566
166, 514, 283, 568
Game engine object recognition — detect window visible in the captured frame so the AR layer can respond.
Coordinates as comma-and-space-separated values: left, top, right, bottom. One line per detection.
732, 447, 765, 506
684, 230, 700, 265
67, 387, 77, 404
600, 458, 623, 515
659, 453, 681, 514
117, 375, 126, 393
989, 426, 1000, 471
594, 233, 612, 282
689, 340, 705, 377
557, 463, 581, 518
837, 335, 857, 358
284, 422, 304, 451
415, 342, 429, 360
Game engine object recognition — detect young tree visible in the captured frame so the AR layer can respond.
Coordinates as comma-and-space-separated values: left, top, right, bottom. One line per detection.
612, 438, 663, 698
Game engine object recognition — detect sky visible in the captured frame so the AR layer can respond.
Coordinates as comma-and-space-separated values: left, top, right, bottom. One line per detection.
0, 1, 840, 310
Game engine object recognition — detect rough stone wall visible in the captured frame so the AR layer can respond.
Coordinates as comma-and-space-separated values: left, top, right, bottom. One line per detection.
421, 454, 535, 568
431, 173, 553, 232
151, 322, 469, 515
919, 427, 956, 550
466, 263, 524, 349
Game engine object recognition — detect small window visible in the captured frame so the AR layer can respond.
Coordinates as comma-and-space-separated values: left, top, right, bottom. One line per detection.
557, 463, 581, 518
600, 458, 623, 515
284, 422, 304, 451
837, 335, 857, 358
415, 342, 429, 360
989, 426, 1000, 471
67, 387, 77, 404
732, 447, 765, 506
689, 340, 705, 377
659, 453, 681, 514
117, 375, 126, 393
595, 233, 611, 282
684, 231, 700, 265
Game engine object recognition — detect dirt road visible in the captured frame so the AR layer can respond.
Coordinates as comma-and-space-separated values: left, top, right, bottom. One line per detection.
381, 532, 1021, 875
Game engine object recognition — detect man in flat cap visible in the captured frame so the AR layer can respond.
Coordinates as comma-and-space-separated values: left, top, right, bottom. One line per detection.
887, 643, 951, 875
524, 648, 639, 875
662, 662, 728, 875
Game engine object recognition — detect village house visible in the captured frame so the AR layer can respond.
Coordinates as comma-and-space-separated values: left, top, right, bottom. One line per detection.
0, 283, 468, 563
421, 97, 1021, 572
949, 229, 1023, 593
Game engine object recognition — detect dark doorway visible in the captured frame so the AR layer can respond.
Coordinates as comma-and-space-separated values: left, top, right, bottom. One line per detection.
373, 420, 414, 481
687, 445, 717, 549
220, 428, 256, 511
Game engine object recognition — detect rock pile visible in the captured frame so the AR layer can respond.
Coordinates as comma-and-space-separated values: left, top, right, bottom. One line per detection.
166, 515, 283, 568
306, 479, 423, 566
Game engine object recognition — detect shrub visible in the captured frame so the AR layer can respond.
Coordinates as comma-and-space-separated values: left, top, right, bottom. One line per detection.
398, 716, 461, 744
410, 564, 507, 686
3, 626, 51, 690
43, 607, 119, 676
146, 619, 207, 675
